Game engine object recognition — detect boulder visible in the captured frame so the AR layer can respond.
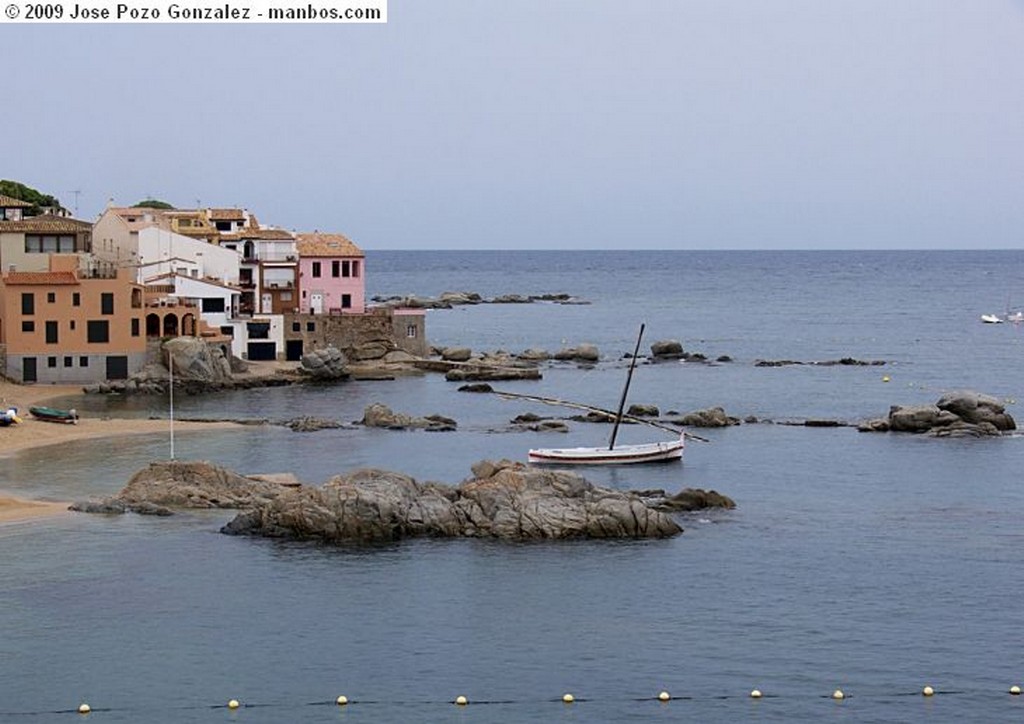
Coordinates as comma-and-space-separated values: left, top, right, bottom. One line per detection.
673, 407, 739, 428
222, 460, 684, 542
164, 337, 232, 384
441, 347, 473, 362
644, 488, 736, 512
300, 345, 348, 380
936, 391, 1016, 431
554, 344, 600, 363
348, 340, 392, 361
359, 403, 457, 431
627, 404, 660, 417
650, 340, 684, 360
438, 291, 482, 306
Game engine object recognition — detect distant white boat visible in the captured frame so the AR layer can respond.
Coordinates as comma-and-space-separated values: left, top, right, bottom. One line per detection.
981, 314, 1004, 324
528, 436, 684, 465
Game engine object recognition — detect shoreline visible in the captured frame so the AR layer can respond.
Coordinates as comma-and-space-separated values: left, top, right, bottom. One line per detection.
0, 379, 242, 523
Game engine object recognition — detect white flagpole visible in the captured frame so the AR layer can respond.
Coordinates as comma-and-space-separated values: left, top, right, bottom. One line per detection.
169, 351, 175, 460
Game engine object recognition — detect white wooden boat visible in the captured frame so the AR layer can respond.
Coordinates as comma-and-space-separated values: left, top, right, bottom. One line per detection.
981, 314, 1004, 324
526, 323, 686, 466
529, 435, 684, 465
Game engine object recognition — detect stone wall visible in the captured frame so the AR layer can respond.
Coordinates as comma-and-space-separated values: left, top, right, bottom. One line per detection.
282, 307, 428, 360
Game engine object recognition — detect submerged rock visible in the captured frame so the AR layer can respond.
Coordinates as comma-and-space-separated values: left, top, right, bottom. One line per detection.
359, 403, 457, 431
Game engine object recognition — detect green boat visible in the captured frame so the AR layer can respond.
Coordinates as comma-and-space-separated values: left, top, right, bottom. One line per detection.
29, 406, 79, 424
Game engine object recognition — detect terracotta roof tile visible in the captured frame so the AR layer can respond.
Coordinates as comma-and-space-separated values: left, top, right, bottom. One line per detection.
236, 228, 295, 240
0, 195, 33, 208
4, 271, 80, 286
296, 232, 364, 258
208, 208, 246, 220
0, 214, 92, 234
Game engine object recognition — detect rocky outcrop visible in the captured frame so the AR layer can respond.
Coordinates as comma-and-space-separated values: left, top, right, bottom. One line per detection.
359, 403, 457, 431
650, 340, 685, 360
70, 460, 291, 516
221, 459, 684, 542
371, 291, 587, 308
444, 366, 542, 382
165, 337, 233, 384
670, 407, 740, 428
627, 404, 660, 417
858, 390, 1016, 437
300, 345, 349, 380
642, 488, 736, 512
554, 344, 600, 363
440, 346, 473, 362
756, 357, 886, 367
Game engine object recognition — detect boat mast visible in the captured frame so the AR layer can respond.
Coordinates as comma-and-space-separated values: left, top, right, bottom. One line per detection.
609, 323, 645, 450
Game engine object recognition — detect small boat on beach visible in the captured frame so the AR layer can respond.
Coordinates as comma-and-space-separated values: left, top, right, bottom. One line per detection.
29, 406, 79, 424
0, 407, 21, 426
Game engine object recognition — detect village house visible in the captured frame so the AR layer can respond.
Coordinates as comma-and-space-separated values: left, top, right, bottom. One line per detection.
0, 209, 93, 274
295, 232, 366, 314
0, 254, 146, 383
0, 195, 31, 221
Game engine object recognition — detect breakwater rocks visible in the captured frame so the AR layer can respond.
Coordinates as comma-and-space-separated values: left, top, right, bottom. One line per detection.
72, 460, 733, 541
372, 291, 590, 308
858, 390, 1016, 437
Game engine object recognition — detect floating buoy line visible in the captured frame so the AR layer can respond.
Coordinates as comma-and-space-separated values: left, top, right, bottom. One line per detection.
9, 684, 1021, 717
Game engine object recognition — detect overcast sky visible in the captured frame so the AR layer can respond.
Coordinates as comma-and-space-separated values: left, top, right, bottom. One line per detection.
4, 0, 1022, 249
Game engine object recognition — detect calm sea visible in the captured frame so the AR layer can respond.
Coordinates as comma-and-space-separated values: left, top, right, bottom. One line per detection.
2, 250, 1024, 722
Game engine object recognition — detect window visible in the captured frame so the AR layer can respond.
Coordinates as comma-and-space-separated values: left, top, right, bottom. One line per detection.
21, 320, 34, 333
342, 260, 351, 277
332, 260, 340, 277
131, 318, 140, 337
306, 321, 315, 332
352, 260, 360, 278
407, 324, 418, 338
73, 292, 81, 307
64, 356, 72, 368
25, 234, 75, 253
312, 261, 322, 278
87, 320, 110, 343
21, 293, 34, 315
70, 320, 76, 331
342, 294, 352, 309
48, 357, 57, 368
80, 356, 89, 367
247, 322, 270, 340
101, 293, 114, 315
202, 298, 225, 313
292, 322, 301, 332
280, 291, 292, 301
47, 292, 55, 303
45, 321, 58, 344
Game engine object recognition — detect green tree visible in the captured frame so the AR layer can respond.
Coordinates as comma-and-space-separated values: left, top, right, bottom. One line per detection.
132, 199, 176, 210
0, 179, 62, 215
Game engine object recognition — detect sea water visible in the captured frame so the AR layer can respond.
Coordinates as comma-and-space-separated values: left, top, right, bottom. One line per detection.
2, 250, 1023, 722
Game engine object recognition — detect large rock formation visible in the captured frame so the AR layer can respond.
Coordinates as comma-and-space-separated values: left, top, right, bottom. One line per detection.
222, 459, 684, 542
670, 407, 740, 428
300, 345, 349, 380
859, 390, 1016, 437
70, 460, 291, 515
165, 337, 233, 384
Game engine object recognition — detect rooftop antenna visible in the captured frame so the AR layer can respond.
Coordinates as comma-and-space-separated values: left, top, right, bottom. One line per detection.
69, 189, 82, 216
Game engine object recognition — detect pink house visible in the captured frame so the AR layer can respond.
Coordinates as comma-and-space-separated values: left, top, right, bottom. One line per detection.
295, 232, 366, 314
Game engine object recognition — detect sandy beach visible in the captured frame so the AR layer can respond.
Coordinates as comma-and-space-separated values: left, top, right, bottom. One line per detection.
0, 380, 240, 523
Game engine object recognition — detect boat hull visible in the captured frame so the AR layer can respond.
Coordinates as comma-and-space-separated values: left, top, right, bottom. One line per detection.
29, 406, 79, 424
528, 438, 684, 465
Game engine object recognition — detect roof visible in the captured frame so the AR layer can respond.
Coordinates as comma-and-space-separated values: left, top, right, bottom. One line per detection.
229, 228, 295, 241
208, 208, 246, 221
296, 232, 365, 258
0, 214, 92, 234
144, 272, 241, 292
4, 271, 80, 286
0, 195, 33, 208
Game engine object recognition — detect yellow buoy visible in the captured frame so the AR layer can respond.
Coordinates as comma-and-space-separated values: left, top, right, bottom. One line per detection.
455, 695, 468, 706
882, 376, 891, 383
336, 695, 349, 705
227, 699, 240, 709
78, 703, 91, 714
832, 689, 845, 700
922, 685, 934, 697
750, 689, 763, 699
1010, 685, 1021, 695
562, 693, 575, 703
657, 691, 670, 701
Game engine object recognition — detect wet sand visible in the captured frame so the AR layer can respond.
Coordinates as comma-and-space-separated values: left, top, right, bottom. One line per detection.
0, 380, 241, 523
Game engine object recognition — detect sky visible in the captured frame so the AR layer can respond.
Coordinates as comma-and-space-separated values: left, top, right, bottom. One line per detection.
3, 0, 1023, 249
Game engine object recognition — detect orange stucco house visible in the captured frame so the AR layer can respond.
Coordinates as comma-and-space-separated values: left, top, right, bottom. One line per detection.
0, 255, 146, 383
